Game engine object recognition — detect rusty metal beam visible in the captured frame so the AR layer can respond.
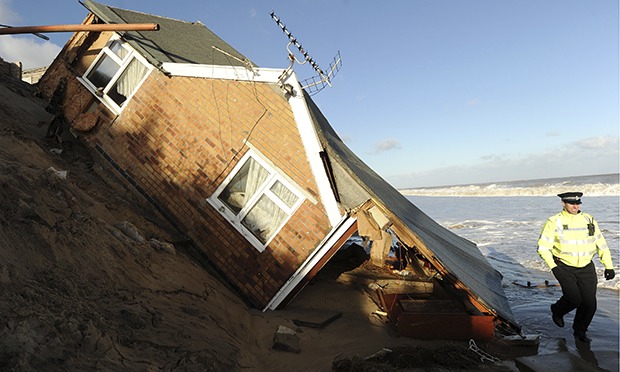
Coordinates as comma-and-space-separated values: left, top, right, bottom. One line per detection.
0, 23, 160, 36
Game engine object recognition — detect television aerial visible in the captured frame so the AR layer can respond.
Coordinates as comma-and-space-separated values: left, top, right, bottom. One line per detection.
270, 12, 342, 96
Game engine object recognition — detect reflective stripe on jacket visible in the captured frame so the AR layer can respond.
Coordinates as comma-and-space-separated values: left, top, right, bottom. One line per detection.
537, 210, 613, 269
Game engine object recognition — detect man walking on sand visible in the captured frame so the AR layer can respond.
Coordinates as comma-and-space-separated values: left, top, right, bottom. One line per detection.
537, 192, 615, 343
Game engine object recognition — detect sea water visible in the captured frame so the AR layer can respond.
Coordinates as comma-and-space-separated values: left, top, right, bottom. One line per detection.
404, 174, 619, 371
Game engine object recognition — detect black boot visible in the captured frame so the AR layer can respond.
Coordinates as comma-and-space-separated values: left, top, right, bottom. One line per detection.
550, 304, 564, 327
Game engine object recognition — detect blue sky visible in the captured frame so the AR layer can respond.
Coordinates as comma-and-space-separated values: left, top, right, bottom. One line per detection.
0, 0, 618, 188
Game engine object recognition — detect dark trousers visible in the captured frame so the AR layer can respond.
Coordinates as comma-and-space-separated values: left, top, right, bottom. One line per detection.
552, 261, 598, 333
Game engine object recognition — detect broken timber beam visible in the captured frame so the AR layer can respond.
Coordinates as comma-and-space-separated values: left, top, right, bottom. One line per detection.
0, 23, 160, 35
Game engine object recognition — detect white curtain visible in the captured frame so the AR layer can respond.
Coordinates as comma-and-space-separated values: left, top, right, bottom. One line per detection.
221, 157, 268, 212
244, 158, 268, 203
222, 157, 299, 244
242, 181, 298, 244
116, 58, 148, 97
242, 196, 286, 244
270, 181, 298, 208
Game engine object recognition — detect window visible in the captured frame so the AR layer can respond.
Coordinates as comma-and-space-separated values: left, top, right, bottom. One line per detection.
209, 151, 304, 251
81, 37, 150, 113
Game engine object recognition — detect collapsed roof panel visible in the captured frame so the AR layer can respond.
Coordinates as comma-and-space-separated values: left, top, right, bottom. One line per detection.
303, 90, 519, 330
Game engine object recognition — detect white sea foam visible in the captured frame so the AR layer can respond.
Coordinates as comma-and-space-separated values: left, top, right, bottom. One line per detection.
401, 173, 620, 197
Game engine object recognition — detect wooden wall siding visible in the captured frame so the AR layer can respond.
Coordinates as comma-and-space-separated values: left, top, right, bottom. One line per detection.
75, 70, 332, 307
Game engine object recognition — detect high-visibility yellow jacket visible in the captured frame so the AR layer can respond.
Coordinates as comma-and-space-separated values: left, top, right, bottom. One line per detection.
537, 210, 614, 270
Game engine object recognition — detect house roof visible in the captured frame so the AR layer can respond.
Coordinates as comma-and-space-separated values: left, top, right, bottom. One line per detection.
83, 0, 254, 69
303, 91, 519, 330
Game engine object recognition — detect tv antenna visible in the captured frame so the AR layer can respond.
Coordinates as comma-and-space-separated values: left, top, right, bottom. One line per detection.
270, 12, 342, 95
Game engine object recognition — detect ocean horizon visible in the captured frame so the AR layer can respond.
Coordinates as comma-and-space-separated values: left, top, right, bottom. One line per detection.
400, 173, 620, 197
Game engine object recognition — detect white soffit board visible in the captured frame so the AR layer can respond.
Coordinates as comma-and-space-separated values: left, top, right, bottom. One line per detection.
282, 70, 342, 227
161, 62, 283, 83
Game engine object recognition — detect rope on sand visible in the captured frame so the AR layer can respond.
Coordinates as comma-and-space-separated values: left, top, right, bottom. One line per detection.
468, 339, 501, 364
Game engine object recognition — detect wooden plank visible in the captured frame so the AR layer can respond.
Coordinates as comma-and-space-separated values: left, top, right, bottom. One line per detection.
291, 308, 342, 329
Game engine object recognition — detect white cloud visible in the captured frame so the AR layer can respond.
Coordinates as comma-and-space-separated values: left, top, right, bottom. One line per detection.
467, 98, 480, 106
575, 136, 618, 150
0, 35, 60, 69
373, 139, 401, 153
0, 0, 61, 69
388, 135, 619, 188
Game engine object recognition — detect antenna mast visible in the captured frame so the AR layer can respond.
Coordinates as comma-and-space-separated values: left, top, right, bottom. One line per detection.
270, 12, 342, 95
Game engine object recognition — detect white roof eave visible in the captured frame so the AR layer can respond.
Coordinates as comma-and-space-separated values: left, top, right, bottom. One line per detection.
161, 62, 283, 83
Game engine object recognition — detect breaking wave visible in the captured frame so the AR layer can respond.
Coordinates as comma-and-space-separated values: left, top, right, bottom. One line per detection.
400, 173, 619, 197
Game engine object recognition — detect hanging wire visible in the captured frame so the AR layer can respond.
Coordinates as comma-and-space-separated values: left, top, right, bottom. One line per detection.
206, 44, 269, 190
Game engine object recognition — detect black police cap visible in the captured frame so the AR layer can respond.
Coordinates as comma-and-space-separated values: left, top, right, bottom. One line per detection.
557, 192, 583, 204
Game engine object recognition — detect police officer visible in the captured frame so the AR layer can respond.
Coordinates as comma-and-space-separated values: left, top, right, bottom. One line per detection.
537, 192, 615, 343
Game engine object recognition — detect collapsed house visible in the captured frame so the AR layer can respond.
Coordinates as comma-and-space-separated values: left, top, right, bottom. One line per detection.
36, 0, 521, 340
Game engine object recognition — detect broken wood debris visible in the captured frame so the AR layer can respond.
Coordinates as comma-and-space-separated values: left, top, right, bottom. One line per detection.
292, 309, 342, 329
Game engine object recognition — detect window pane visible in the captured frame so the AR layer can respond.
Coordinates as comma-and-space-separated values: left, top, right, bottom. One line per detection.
108, 58, 148, 106
270, 181, 299, 209
242, 195, 287, 244
109, 40, 128, 59
218, 157, 268, 214
86, 54, 120, 89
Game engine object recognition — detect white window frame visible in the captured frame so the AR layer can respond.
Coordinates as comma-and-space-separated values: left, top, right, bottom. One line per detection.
78, 35, 152, 114
208, 150, 305, 252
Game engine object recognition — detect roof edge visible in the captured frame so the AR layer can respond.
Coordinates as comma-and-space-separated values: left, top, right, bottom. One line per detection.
83, 0, 125, 24
160, 62, 283, 83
